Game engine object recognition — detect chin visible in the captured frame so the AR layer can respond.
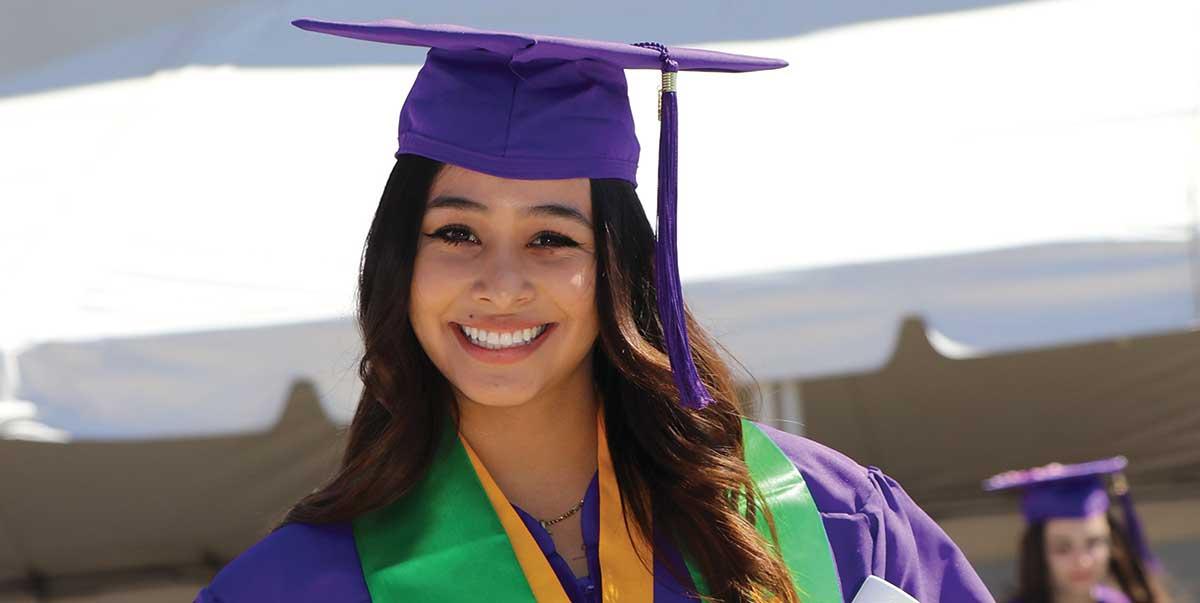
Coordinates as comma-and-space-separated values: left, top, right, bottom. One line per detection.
1057, 580, 1098, 599
452, 375, 547, 408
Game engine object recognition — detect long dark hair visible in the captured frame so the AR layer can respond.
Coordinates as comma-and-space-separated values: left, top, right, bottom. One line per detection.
284, 154, 798, 602
1014, 514, 1171, 603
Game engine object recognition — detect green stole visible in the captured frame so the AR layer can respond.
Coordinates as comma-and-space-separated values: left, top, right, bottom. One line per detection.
354, 420, 843, 601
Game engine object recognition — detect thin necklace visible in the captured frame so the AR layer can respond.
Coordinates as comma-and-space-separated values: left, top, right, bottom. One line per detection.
536, 497, 585, 535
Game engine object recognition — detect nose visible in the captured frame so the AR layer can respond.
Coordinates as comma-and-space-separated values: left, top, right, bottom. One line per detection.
1073, 551, 1097, 570
471, 245, 534, 309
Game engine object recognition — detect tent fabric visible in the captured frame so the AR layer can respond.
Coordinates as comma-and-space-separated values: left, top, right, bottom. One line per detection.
5, 319, 363, 440
793, 316, 1200, 519
3, 321, 1199, 598
0, 381, 343, 587
687, 240, 1194, 382
3, 0, 1197, 351
3, 0, 1197, 439
4, 240, 1193, 439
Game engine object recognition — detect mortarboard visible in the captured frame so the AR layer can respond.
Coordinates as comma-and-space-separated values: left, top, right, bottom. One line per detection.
292, 18, 787, 410
984, 456, 1159, 569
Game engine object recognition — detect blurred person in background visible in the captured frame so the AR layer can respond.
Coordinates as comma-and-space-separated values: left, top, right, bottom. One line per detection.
196, 17, 994, 602
985, 458, 1173, 603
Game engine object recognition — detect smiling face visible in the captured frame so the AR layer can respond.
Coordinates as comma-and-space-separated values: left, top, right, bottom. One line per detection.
1044, 514, 1112, 599
409, 164, 599, 409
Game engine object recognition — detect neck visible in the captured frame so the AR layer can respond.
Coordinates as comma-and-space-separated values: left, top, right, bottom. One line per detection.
456, 366, 599, 520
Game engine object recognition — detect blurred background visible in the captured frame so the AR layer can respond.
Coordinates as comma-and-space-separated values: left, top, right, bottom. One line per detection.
1, 0, 1198, 601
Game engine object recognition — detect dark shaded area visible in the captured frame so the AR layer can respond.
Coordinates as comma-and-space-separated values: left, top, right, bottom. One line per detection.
3, 320, 1198, 600
0, 381, 343, 585
2, 0, 1038, 97
799, 316, 1200, 518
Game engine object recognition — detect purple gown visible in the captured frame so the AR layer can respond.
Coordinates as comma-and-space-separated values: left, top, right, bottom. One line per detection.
1092, 585, 1134, 603
196, 424, 994, 602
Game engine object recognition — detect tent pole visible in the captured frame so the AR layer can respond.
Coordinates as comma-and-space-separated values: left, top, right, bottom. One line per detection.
779, 379, 805, 436
1189, 107, 1200, 325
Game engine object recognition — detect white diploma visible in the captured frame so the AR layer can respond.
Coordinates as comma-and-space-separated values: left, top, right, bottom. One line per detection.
850, 575, 920, 603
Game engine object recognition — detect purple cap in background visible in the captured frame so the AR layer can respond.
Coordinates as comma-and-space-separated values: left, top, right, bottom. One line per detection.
985, 456, 1160, 569
984, 456, 1128, 522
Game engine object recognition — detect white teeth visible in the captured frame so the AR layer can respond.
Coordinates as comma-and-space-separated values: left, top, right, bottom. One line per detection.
460, 324, 547, 350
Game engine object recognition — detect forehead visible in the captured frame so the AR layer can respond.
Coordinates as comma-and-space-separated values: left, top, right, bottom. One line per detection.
429, 164, 591, 211
1045, 515, 1110, 538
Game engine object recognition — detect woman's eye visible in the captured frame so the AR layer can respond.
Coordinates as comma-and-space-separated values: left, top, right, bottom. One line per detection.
530, 231, 579, 248
426, 225, 480, 246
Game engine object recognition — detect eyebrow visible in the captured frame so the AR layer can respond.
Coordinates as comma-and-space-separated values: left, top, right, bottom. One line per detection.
428, 195, 488, 212
428, 195, 592, 228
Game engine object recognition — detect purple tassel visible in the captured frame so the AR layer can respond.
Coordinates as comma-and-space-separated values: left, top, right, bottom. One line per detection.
1115, 478, 1162, 572
644, 46, 713, 410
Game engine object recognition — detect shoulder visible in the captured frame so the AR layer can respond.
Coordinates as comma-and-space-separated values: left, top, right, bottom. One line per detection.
752, 422, 885, 516
752, 422, 995, 602
196, 522, 369, 603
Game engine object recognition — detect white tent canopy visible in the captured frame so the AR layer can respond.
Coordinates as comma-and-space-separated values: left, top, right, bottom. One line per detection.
2, 0, 1197, 438
2, 239, 1191, 440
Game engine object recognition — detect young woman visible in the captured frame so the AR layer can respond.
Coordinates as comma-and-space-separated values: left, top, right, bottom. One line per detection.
196, 19, 993, 602
985, 458, 1172, 603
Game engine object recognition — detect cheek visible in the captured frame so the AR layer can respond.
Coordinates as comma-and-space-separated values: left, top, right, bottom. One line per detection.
1046, 550, 1069, 572
410, 251, 468, 328
546, 259, 597, 327
1046, 546, 1080, 577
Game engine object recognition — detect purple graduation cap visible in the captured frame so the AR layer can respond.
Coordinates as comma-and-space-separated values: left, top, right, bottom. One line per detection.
984, 456, 1160, 570
292, 19, 787, 409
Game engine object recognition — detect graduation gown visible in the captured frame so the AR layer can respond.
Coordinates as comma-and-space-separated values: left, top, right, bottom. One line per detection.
196, 423, 993, 602
1091, 585, 1134, 603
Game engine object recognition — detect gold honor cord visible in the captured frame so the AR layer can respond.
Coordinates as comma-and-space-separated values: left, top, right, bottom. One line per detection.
597, 415, 656, 601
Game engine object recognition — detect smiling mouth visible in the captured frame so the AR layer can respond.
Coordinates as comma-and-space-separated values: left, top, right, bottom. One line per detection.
457, 323, 550, 350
